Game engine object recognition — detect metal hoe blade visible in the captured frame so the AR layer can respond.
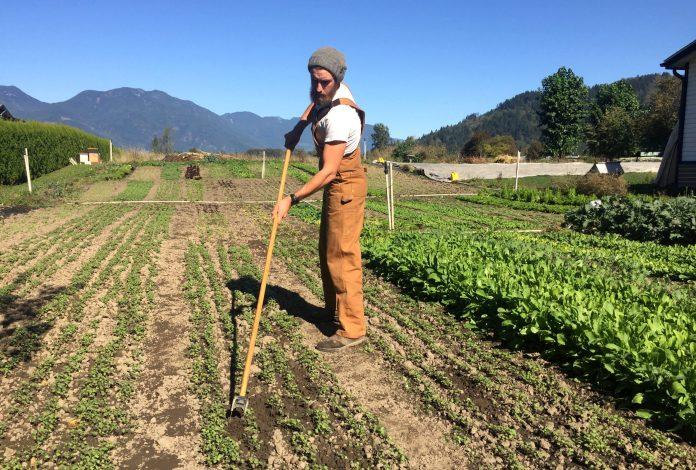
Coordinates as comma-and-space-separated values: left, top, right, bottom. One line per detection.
231, 395, 249, 417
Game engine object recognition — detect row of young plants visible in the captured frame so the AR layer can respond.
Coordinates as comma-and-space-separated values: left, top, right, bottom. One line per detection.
183, 235, 407, 468
0, 205, 131, 318
273, 205, 695, 466
48, 206, 172, 467
275, 215, 678, 467
0, 206, 101, 278
361, 227, 696, 431
565, 195, 696, 245
460, 193, 578, 214
0, 207, 165, 466
115, 180, 154, 201
225, 242, 408, 468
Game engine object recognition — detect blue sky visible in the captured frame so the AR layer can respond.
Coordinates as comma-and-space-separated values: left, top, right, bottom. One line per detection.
1, 0, 694, 138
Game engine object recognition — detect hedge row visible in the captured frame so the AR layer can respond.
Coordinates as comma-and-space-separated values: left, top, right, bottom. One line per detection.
0, 120, 110, 185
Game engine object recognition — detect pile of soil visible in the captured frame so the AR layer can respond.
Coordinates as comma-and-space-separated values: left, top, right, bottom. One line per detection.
164, 152, 207, 162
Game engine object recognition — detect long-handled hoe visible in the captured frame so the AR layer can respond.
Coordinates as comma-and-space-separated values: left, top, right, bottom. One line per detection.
230, 148, 292, 417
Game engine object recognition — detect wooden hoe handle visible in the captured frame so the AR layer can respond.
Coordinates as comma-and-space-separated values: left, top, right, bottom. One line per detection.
238, 149, 292, 398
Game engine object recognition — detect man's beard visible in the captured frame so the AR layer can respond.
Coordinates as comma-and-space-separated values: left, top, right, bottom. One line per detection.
310, 86, 336, 107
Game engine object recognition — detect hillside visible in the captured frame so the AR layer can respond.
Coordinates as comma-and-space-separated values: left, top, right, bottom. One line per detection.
0, 86, 374, 152
418, 73, 667, 152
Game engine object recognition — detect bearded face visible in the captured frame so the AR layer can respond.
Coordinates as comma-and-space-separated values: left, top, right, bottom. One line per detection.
309, 67, 339, 107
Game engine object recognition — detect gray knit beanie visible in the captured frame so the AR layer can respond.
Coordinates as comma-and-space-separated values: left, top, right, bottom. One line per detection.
308, 47, 347, 82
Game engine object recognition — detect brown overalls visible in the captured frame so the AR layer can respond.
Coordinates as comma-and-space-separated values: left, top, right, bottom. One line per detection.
310, 98, 368, 339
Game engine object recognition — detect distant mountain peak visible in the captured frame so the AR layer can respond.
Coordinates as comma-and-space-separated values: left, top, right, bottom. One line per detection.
0, 85, 374, 151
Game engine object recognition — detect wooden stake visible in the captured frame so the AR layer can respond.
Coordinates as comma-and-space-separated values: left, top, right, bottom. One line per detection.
514, 150, 521, 191
389, 162, 395, 229
261, 150, 266, 179
109, 140, 113, 162
385, 161, 392, 230
237, 148, 292, 399
23, 148, 32, 193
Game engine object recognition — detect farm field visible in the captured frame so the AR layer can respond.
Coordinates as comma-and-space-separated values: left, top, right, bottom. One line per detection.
1, 160, 694, 469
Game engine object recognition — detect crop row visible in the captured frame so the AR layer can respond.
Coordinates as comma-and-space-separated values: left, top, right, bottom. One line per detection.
270, 206, 694, 467
0, 206, 101, 278
48, 206, 172, 466
0, 205, 129, 304
363, 228, 696, 431
459, 193, 576, 214
115, 180, 154, 201
0, 207, 167, 466
183, 232, 409, 467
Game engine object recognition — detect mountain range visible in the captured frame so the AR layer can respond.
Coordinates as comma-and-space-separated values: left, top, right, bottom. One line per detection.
418, 73, 668, 151
0, 86, 375, 152
0, 73, 668, 155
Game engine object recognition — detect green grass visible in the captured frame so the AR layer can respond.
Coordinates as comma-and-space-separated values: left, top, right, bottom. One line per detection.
0, 163, 133, 206
115, 180, 154, 201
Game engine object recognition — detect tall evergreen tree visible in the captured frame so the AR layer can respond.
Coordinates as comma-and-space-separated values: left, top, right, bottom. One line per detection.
539, 67, 588, 157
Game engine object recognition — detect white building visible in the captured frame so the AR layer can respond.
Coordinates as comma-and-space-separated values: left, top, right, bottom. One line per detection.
660, 38, 696, 188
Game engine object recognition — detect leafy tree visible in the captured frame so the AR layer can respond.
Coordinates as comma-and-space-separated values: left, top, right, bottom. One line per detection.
482, 135, 518, 157
638, 75, 681, 151
590, 79, 640, 123
525, 140, 546, 160
151, 127, 174, 154
460, 130, 490, 157
392, 136, 416, 161
589, 106, 639, 158
371, 123, 391, 150
587, 80, 641, 158
539, 67, 589, 157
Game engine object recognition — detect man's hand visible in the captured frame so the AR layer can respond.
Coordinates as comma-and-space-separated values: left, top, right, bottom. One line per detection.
284, 120, 309, 151
271, 196, 292, 223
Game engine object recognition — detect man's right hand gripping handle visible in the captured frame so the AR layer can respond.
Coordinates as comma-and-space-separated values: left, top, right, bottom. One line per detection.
284, 103, 315, 151
284, 120, 310, 151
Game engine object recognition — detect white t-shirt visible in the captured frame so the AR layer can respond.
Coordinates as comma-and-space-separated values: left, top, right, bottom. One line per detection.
313, 83, 362, 155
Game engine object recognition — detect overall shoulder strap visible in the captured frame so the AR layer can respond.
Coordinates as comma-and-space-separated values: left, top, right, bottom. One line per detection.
309, 98, 365, 134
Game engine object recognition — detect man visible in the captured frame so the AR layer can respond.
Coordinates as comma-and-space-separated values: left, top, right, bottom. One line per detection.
272, 46, 367, 352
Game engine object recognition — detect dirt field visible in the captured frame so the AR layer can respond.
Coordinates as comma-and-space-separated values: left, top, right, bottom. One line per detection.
1, 164, 694, 469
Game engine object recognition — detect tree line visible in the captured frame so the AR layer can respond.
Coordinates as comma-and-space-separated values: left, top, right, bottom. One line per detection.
373, 72, 680, 162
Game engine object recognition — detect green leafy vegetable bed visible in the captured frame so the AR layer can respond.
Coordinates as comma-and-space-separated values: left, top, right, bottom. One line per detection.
363, 228, 696, 430
566, 196, 696, 245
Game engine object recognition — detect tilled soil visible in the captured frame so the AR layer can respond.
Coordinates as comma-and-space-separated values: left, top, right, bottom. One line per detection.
218, 204, 469, 469
1, 168, 694, 469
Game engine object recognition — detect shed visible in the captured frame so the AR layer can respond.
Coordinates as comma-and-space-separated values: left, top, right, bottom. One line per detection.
658, 38, 696, 188
79, 147, 101, 165
588, 162, 624, 175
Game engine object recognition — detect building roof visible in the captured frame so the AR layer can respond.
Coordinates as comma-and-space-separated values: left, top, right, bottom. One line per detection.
661, 38, 696, 69
0, 104, 17, 121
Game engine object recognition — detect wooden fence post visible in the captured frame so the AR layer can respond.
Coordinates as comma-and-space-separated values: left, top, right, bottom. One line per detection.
23, 148, 32, 193
262, 150, 266, 179
514, 150, 521, 191
389, 162, 395, 229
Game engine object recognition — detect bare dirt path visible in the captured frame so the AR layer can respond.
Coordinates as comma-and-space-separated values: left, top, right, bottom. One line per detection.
111, 204, 204, 469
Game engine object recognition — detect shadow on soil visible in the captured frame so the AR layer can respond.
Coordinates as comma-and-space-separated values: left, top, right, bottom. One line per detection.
0, 285, 67, 366
224, 275, 335, 416
0, 206, 33, 219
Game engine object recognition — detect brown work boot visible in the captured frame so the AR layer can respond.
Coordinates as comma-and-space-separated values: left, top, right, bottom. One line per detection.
315, 334, 366, 352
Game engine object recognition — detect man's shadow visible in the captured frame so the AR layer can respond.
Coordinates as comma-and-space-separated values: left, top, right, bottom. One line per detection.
225, 274, 335, 415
